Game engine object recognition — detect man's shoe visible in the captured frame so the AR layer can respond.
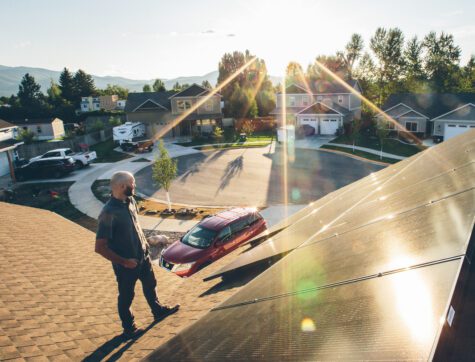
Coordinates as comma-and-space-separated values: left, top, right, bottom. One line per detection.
122, 326, 145, 340
154, 304, 180, 323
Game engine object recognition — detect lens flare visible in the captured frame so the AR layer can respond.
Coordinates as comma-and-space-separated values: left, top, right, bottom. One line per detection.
301, 317, 316, 332
152, 57, 258, 141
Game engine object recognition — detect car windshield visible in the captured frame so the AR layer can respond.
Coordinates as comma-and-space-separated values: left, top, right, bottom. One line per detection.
181, 225, 217, 249
65, 150, 73, 155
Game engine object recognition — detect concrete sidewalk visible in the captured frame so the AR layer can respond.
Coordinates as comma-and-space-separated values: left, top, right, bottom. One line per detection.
68, 143, 201, 231
325, 143, 407, 160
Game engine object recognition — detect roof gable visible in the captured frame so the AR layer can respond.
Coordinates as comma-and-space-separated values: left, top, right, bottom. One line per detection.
432, 103, 475, 121
125, 90, 176, 112
134, 99, 168, 111
298, 102, 341, 115
382, 94, 475, 119
170, 84, 214, 98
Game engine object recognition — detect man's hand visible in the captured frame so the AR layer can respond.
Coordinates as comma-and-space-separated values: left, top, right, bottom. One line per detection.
122, 258, 138, 269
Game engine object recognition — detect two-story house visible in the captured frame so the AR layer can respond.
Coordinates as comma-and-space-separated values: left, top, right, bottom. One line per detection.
377, 93, 475, 142
125, 84, 222, 139
80, 95, 124, 112
0, 119, 22, 178
271, 80, 362, 135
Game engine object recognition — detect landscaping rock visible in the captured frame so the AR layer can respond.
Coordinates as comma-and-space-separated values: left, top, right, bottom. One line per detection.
147, 234, 170, 247
145, 209, 159, 215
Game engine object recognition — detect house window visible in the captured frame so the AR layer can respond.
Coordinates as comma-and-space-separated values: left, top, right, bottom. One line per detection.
289, 96, 296, 106
405, 122, 417, 132
338, 95, 343, 104
37, 126, 42, 133
387, 121, 395, 130
317, 96, 323, 101
302, 96, 309, 107
177, 100, 192, 112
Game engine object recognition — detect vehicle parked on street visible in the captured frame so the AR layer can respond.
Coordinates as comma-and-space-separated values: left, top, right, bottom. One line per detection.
30, 148, 97, 168
160, 208, 267, 277
15, 158, 76, 181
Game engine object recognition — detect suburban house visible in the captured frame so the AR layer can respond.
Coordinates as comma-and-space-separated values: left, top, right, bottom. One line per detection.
80, 95, 126, 112
0, 119, 22, 178
377, 93, 475, 141
125, 84, 223, 138
11, 117, 65, 141
271, 80, 362, 135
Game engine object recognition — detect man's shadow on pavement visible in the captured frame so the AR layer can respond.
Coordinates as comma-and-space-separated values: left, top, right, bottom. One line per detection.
82, 320, 158, 362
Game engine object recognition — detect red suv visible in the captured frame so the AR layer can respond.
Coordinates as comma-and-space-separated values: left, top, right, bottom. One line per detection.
160, 208, 267, 277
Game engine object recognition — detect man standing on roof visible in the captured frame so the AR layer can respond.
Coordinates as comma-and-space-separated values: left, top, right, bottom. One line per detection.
95, 171, 179, 339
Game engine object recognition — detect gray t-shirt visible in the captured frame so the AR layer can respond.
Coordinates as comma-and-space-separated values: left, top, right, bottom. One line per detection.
96, 196, 149, 261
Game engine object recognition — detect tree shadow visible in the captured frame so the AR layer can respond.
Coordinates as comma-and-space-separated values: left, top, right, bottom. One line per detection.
216, 155, 244, 193
82, 321, 158, 362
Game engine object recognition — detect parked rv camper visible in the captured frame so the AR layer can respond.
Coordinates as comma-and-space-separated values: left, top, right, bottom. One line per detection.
113, 122, 146, 144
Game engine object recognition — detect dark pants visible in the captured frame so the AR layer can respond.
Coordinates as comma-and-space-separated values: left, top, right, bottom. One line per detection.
113, 257, 162, 330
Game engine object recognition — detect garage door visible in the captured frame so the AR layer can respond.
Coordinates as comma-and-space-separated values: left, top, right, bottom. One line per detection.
444, 123, 475, 140
299, 118, 317, 132
320, 118, 339, 135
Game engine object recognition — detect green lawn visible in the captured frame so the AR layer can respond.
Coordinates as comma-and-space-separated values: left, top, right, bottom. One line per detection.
10, 182, 98, 232
176, 131, 275, 147
90, 139, 133, 163
321, 145, 400, 164
195, 142, 273, 151
330, 134, 425, 157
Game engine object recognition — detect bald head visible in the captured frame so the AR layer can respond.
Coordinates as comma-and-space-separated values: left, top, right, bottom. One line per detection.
111, 171, 134, 187
110, 171, 135, 199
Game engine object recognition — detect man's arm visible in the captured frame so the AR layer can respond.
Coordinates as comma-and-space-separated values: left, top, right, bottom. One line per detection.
95, 238, 138, 268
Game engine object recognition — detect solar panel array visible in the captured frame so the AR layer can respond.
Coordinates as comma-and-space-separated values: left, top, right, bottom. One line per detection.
145, 130, 475, 361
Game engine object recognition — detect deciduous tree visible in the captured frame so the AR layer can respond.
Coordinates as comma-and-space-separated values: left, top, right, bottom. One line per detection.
152, 140, 177, 211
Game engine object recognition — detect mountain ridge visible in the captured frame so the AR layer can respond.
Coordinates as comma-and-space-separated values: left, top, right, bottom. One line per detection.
0, 65, 280, 97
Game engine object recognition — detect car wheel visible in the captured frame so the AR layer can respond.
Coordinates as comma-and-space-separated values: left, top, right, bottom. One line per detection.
77, 161, 85, 169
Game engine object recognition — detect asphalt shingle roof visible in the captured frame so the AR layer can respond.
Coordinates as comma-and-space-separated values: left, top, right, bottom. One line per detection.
382, 93, 475, 119
279, 79, 359, 95
125, 91, 177, 112
0, 202, 251, 361
0, 119, 15, 130
170, 84, 211, 98
10, 118, 61, 125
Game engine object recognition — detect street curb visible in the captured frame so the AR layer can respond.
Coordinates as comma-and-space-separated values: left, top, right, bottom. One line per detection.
318, 147, 391, 166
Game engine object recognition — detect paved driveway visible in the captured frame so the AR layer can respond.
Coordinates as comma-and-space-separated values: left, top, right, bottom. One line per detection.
135, 145, 384, 207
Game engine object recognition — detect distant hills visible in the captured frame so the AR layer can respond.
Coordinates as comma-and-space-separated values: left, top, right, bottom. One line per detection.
0, 65, 281, 97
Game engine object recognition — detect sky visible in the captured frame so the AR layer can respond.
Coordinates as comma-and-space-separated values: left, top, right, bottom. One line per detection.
1, 0, 475, 80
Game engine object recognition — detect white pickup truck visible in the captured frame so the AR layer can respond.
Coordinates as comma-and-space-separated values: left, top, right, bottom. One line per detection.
30, 148, 97, 168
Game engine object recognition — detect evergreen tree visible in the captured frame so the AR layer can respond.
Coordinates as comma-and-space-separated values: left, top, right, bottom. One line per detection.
143, 84, 152, 92
74, 69, 96, 98
18, 73, 42, 109
59, 68, 75, 102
